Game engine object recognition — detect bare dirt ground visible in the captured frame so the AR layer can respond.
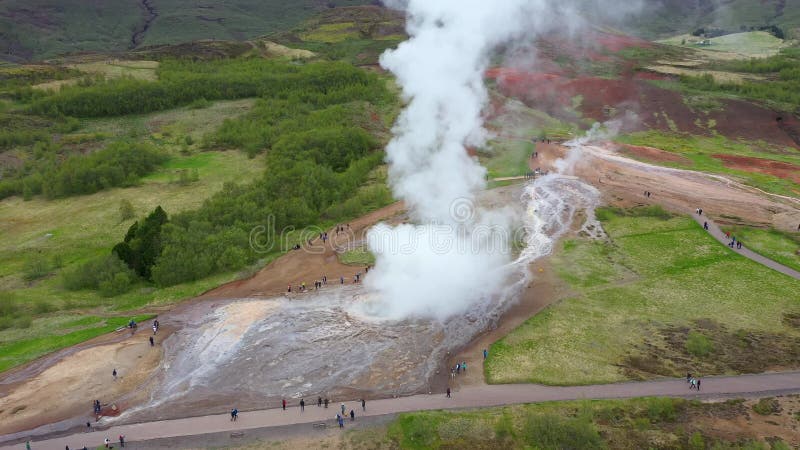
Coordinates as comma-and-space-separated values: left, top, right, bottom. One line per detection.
532, 142, 799, 231
203, 201, 407, 300
0, 322, 168, 437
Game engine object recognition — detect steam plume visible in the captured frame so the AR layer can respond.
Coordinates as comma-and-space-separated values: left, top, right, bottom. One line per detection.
365, 0, 636, 320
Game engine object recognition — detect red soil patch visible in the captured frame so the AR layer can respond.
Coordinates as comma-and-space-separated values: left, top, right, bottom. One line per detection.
594, 33, 652, 52
712, 154, 800, 183
616, 143, 692, 165
487, 65, 800, 149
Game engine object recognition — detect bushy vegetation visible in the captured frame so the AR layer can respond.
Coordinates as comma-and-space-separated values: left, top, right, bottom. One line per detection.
678, 48, 800, 108
685, 331, 714, 357
37, 56, 396, 290
62, 255, 138, 297
152, 130, 382, 286
0, 140, 167, 200
29, 58, 387, 118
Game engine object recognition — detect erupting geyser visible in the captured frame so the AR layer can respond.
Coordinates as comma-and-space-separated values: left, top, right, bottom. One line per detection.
365, 0, 546, 320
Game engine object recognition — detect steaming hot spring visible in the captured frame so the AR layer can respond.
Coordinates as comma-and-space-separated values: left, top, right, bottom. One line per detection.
111, 174, 601, 424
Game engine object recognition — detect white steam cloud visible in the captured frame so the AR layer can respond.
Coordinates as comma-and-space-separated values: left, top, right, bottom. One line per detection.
365, 0, 636, 320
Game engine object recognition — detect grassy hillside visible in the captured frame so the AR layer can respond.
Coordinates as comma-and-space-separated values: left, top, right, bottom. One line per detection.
0, 0, 371, 62
623, 0, 800, 39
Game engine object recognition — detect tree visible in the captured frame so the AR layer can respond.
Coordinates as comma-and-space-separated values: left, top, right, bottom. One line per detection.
112, 206, 168, 280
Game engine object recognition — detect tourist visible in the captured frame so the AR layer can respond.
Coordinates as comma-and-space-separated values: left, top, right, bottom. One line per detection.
337, 414, 344, 428
104, 437, 110, 448
483, 349, 488, 359
446, 387, 451, 398
341, 403, 346, 415
462, 361, 467, 372
350, 409, 355, 421
112, 369, 117, 381
340, 276, 344, 285
288, 284, 292, 293
697, 379, 701, 391
703, 221, 708, 230
149, 336, 154, 347
25, 441, 31, 450
86, 421, 92, 432
152, 323, 157, 335
361, 398, 366, 412
282, 398, 286, 410
318, 396, 322, 407
118, 435, 125, 447
231, 408, 238, 421
300, 399, 305, 412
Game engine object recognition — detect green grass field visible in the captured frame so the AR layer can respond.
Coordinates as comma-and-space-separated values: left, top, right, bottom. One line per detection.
721, 226, 800, 273
482, 139, 533, 179
658, 31, 787, 58
385, 398, 791, 450
615, 131, 800, 197
228, 397, 794, 449
0, 314, 154, 373
486, 208, 800, 385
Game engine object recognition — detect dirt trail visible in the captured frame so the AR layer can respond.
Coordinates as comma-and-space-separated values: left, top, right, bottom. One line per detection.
130, 0, 157, 49
8, 371, 800, 449
202, 202, 406, 300
531, 141, 800, 232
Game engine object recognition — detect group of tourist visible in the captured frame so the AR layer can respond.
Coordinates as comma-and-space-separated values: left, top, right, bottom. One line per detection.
450, 360, 468, 379
287, 267, 371, 295
686, 372, 702, 391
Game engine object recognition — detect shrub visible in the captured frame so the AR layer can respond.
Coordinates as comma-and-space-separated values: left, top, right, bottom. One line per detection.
688, 431, 705, 450
22, 256, 51, 282
62, 254, 139, 296
646, 397, 677, 422
187, 98, 211, 110
32, 300, 56, 314
752, 397, 781, 415
119, 199, 136, 222
685, 331, 714, 357
522, 413, 605, 449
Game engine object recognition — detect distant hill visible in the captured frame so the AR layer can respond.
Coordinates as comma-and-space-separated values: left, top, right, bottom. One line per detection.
620, 0, 800, 39
0, 0, 371, 63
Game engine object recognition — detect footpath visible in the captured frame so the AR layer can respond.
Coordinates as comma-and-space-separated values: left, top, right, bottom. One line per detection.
6, 371, 800, 449
693, 213, 800, 280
